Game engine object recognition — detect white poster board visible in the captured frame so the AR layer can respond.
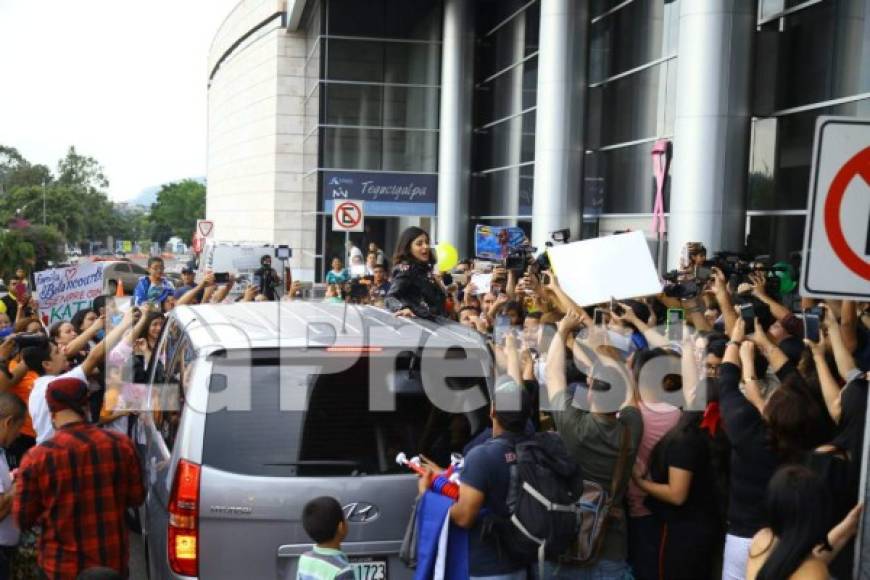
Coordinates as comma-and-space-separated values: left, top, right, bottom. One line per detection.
546, 230, 662, 306
199, 241, 279, 275
469, 273, 492, 295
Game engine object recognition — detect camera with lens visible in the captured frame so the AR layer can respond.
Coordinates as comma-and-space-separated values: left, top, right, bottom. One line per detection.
529, 229, 571, 273
704, 252, 788, 295
503, 245, 537, 273
662, 272, 701, 299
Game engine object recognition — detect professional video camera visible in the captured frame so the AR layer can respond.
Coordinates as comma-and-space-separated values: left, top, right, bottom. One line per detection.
663, 251, 791, 299
528, 229, 571, 273
504, 244, 538, 272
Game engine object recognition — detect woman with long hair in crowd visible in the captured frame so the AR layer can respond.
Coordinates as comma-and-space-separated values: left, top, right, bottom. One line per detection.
384, 226, 446, 319
134, 310, 164, 370
746, 464, 861, 580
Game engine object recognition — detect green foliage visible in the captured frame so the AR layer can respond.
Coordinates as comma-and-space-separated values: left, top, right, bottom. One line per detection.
0, 230, 35, 281
115, 207, 150, 242
0, 144, 153, 248
17, 225, 66, 271
56, 146, 109, 191
149, 180, 206, 245
0, 144, 200, 266
0, 145, 51, 194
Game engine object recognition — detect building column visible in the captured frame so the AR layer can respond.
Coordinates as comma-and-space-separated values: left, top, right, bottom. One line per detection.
531, 0, 587, 250
436, 0, 474, 255
667, 0, 755, 268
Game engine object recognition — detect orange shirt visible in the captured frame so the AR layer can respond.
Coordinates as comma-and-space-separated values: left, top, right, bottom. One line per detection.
8, 359, 37, 438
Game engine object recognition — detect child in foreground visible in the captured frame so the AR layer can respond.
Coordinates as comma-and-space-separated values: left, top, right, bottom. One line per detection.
296, 496, 355, 580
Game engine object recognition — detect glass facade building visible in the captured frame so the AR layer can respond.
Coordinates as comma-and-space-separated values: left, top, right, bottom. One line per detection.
302, 0, 443, 274
209, 0, 870, 277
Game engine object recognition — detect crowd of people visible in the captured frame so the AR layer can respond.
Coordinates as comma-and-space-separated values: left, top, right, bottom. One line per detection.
0, 222, 865, 579
371, 227, 869, 580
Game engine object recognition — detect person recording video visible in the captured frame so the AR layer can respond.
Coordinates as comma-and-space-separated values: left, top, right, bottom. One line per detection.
254, 255, 281, 301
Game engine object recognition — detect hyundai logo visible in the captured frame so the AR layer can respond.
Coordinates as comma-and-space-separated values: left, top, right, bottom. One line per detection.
343, 502, 380, 523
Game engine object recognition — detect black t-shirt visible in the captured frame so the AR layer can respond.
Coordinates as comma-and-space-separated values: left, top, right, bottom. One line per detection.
719, 362, 780, 538
647, 426, 716, 522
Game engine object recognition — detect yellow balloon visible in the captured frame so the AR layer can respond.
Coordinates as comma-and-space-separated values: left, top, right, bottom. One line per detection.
435, 242, 459, 272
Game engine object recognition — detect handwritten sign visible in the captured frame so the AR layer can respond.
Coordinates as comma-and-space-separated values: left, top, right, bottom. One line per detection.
35, 262, 105, 325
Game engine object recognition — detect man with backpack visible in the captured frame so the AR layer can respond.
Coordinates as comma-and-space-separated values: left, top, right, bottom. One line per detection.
418, 377, 533, 579
544, 309, 643, 579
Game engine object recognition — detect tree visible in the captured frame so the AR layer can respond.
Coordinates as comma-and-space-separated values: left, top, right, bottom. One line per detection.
17, 224, 65, 271
149, 180, 206, 244
0, 229, 35, 281
1, 184, 87, 242
56, 146, 109, 191
0, 146, 26, 192
0, 145, 51, 193
114, 206, 150, 241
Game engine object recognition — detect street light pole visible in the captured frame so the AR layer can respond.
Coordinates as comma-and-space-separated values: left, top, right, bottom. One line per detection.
42, 179, 47, 225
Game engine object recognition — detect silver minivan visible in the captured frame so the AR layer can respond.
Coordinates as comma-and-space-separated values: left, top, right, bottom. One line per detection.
137, 301, 492, 579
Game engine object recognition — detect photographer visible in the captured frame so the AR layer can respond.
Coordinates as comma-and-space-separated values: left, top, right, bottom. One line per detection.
384, 227, 446, 320
254, 255, 281, 301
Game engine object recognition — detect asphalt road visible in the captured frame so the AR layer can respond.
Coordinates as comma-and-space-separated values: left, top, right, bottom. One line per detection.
130, 532, 147, 580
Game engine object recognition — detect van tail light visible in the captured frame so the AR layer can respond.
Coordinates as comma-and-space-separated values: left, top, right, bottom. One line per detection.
168, 459, 200, 577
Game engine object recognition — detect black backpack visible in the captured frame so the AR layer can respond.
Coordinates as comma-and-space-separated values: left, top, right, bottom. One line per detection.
488, 432, 584, 570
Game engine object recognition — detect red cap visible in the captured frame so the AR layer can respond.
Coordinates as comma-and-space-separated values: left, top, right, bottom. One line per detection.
46, 377, 89, 416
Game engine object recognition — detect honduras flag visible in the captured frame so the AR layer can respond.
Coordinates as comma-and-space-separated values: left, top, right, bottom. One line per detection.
413, 491, 469, 580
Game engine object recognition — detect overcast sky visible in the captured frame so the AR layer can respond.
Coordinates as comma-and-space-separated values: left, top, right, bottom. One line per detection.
0, 0, 240, 201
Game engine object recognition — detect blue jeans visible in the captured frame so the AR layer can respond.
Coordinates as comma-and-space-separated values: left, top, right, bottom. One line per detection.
535, 559, 633, 580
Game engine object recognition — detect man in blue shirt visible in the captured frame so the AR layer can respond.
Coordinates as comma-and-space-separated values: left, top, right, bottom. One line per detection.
173, 267, 204, 302
418, 377, 532, 579
368, 264, 391, 300
133, 257, 175, 307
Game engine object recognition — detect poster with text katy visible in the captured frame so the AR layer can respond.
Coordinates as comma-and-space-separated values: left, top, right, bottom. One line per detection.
35, 262, 105, 325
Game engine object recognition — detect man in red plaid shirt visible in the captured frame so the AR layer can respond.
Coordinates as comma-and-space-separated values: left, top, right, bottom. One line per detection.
13, 376, 145, 579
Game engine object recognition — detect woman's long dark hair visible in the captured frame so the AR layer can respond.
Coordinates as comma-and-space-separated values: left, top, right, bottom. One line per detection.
48, 320, 72, 342
141, 311, 164, 350
70, 308, 94, 335
755, 465, 832, 580
391, 226, 435, 267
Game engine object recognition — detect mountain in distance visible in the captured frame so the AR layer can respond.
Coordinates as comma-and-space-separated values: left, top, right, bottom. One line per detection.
130, 176, 206, 207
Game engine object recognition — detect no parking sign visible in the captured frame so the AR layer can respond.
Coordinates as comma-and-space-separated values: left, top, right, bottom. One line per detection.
332, 200, 365, 233
800, 117, 870, 299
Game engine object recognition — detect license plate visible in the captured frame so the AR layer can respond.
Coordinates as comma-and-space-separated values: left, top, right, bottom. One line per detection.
350, 557, 387, 580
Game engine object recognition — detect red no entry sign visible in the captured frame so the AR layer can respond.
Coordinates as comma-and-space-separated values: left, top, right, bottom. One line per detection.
332, 200, 365, 232
801, 117, 870, 299
823, 146, 870, 281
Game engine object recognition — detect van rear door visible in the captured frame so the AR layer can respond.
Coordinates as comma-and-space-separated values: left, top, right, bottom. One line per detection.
196, 348, 490, 580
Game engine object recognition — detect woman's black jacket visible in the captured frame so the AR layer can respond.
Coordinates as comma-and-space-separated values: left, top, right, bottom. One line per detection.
384, 260, 446, 319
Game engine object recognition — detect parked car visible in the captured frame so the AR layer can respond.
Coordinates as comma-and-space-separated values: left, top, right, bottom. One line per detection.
101, 261, 152, 294
136, 301, 492, 580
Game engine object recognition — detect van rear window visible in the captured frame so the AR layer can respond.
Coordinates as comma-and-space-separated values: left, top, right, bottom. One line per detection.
201, 353, 490, 477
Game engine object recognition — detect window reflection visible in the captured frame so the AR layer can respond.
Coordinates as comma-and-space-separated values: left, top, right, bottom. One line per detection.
754, 0, 870, 112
